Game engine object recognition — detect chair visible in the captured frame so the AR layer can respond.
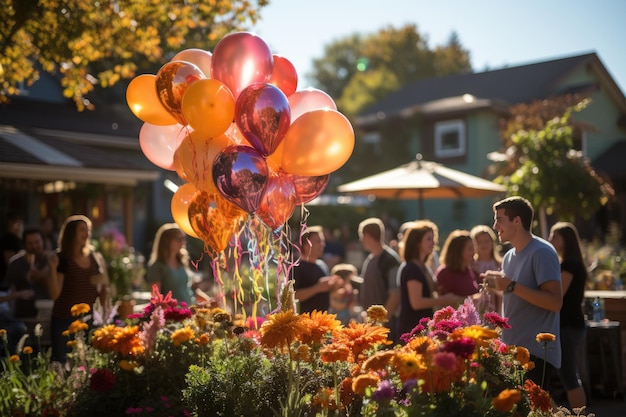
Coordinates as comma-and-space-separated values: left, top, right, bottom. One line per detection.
584, 320, 624, 400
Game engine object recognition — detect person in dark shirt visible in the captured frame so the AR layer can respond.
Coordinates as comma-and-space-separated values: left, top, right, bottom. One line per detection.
1, 212, 24, 284
549, 221, 588, 409
292, 226, 343, 313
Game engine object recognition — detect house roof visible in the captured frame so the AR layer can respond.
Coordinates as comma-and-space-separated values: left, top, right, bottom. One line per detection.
0, 94, 160, 186
356, 52, 626, 127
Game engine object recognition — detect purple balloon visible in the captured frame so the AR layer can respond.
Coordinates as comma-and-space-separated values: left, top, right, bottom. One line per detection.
212, 145, 269, 214
236, 83, 291, 156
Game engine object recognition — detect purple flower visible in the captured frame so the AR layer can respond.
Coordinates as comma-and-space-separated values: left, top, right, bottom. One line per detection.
372, 379, 396, 402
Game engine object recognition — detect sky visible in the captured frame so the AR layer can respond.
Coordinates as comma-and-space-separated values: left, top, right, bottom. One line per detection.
251, 0, 626, 93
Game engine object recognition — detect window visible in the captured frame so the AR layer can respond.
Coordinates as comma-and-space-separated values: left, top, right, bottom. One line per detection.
434, 120, 465, 158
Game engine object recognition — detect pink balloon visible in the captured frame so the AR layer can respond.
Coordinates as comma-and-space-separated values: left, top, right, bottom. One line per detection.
288, 87, 337, 122
212, 145, 269, 213
235, 83, 291, 156
139, 123, 187, 170
211, 32, 273, 101
171, 48, 213, 78
257, 172, 296, 231
155, 61, 206, 125
288, 173, 330, 204
269, 55, 298, 97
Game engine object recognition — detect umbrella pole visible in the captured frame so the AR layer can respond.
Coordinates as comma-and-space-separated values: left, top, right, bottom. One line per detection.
418, 189, 424, 219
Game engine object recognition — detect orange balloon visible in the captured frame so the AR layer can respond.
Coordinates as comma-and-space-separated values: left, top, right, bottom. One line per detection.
280, 109, 355, 176
182, 79, 235, 139
171, 183, 200, 239
187, 191, 244, 257
174, 131, 235, 194
126, 75, 178, 126
155, 61, 206, 125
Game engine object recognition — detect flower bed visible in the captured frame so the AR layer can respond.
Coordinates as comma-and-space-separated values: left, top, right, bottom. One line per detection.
1, 284, 595, 417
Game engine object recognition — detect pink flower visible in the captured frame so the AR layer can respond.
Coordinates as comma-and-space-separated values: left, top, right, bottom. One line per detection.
433, 351, 457, 372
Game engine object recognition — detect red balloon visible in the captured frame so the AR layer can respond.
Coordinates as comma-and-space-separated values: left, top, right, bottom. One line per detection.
211, 32, 273, 101
288, 173, 330, 204
235, 83, 291, 156
155, 61, 206, 125
212, 145, 269, 214
269, 55, 298, 97
257, 172, 296, 231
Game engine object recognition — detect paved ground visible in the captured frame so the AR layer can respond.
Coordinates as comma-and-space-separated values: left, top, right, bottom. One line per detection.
580, 397, 625, 417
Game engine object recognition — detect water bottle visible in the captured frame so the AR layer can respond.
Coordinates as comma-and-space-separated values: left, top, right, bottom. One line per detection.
592, 297, 604, 322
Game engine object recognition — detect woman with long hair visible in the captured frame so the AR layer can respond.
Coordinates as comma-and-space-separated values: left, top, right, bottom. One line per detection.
145, 223, 194, 305
549, 221, 588, 409
434, 229, 479, 297
48, 215, 109, 363
396, 220, 461, 340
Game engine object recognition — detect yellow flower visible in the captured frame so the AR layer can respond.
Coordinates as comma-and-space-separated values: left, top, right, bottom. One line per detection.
260, 310, 307, 350
171, 327, 195, 347
292, 344, 311, 362
71, 303, 91, 316
66, 340, 77, 348
452, 325, 499, 348
492, 389, 522, 412
394, 351, 424, 382
68, 319, 89, 334
22, 346, 33, 355
119, 359, 139, 371
365, 305, 388, 324
535, 333, 556, 343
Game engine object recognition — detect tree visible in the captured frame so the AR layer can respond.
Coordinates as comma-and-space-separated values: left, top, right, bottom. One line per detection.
308, 24, 472, 118
490, 98, 614, 237
0, 0, 268, 110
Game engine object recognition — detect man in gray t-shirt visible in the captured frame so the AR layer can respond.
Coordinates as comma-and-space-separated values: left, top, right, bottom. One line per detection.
483, 197, 562, 392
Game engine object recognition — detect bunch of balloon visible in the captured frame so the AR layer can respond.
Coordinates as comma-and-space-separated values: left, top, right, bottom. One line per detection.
126, 31, 354, 311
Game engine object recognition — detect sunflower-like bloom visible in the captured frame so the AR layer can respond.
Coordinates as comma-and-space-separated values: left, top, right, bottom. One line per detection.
524, 379, 552, 411
492, 388, 522, 412
71, 303, 91, 316
300, 310, 342, 345
320, 343, 351, 363
535, 332, 556, 343
394, 351, 424, 382
171, 327, 195, 347
352, 372, 380, 395
402, 335, 437, 356
68, 319, 89, 334
260, 310, 307, 350
333, 322, 390, 358
362, 350, 396, 371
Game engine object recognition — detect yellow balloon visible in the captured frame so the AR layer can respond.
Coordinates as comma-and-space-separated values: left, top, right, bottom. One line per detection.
171, 183, 200, 239
280, 109, 355, 176
182, 79, 235, 139
126, 75, 178, 126
174, 130, 235, 194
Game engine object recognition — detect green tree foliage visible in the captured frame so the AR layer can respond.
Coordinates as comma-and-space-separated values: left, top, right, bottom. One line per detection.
309, 24, 472, 118
0, 0, 268, 110
492, 99, 613, 226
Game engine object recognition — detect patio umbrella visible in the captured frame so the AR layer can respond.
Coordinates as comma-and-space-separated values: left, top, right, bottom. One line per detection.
337, 154, 506, 218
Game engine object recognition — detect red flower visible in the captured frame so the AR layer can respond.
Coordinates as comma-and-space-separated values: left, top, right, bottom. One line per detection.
90, 369, 116, 392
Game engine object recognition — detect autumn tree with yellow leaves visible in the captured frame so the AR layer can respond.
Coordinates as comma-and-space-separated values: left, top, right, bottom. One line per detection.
0, 0, 269, 109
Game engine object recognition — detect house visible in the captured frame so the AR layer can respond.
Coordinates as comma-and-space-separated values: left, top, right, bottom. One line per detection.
0, 72, 177, 253
347, 52, 626, 241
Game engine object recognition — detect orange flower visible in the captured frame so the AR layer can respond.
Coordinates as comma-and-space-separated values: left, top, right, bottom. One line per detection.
71, 303, 91, 316
514, 346, 530, 365
195, 333, 210, 346
22, 346, 33, 355
333, 322, 390, 358
68, 319, 89, 334
492, 389, 522, 412
362, 350, 396, 371
292, 344, 311, 362
394, 351, 424, 382
524, 379, 552, 411
351, 372, 380, 395
119, 359, 139, 371
115, 326, 144, 356
319, 343, 351, 363
260, 310, 307, 350
300, 310, 342, 345
451, 325, 499, 347
9, 354, 20, 362
92, 325, 118, 352
535, 333, 556, 343
0, 329, 7, 337
171, 327, 195, 347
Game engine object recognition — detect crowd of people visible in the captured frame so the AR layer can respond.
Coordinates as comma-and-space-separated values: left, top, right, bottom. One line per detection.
0, 196, 591, 410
